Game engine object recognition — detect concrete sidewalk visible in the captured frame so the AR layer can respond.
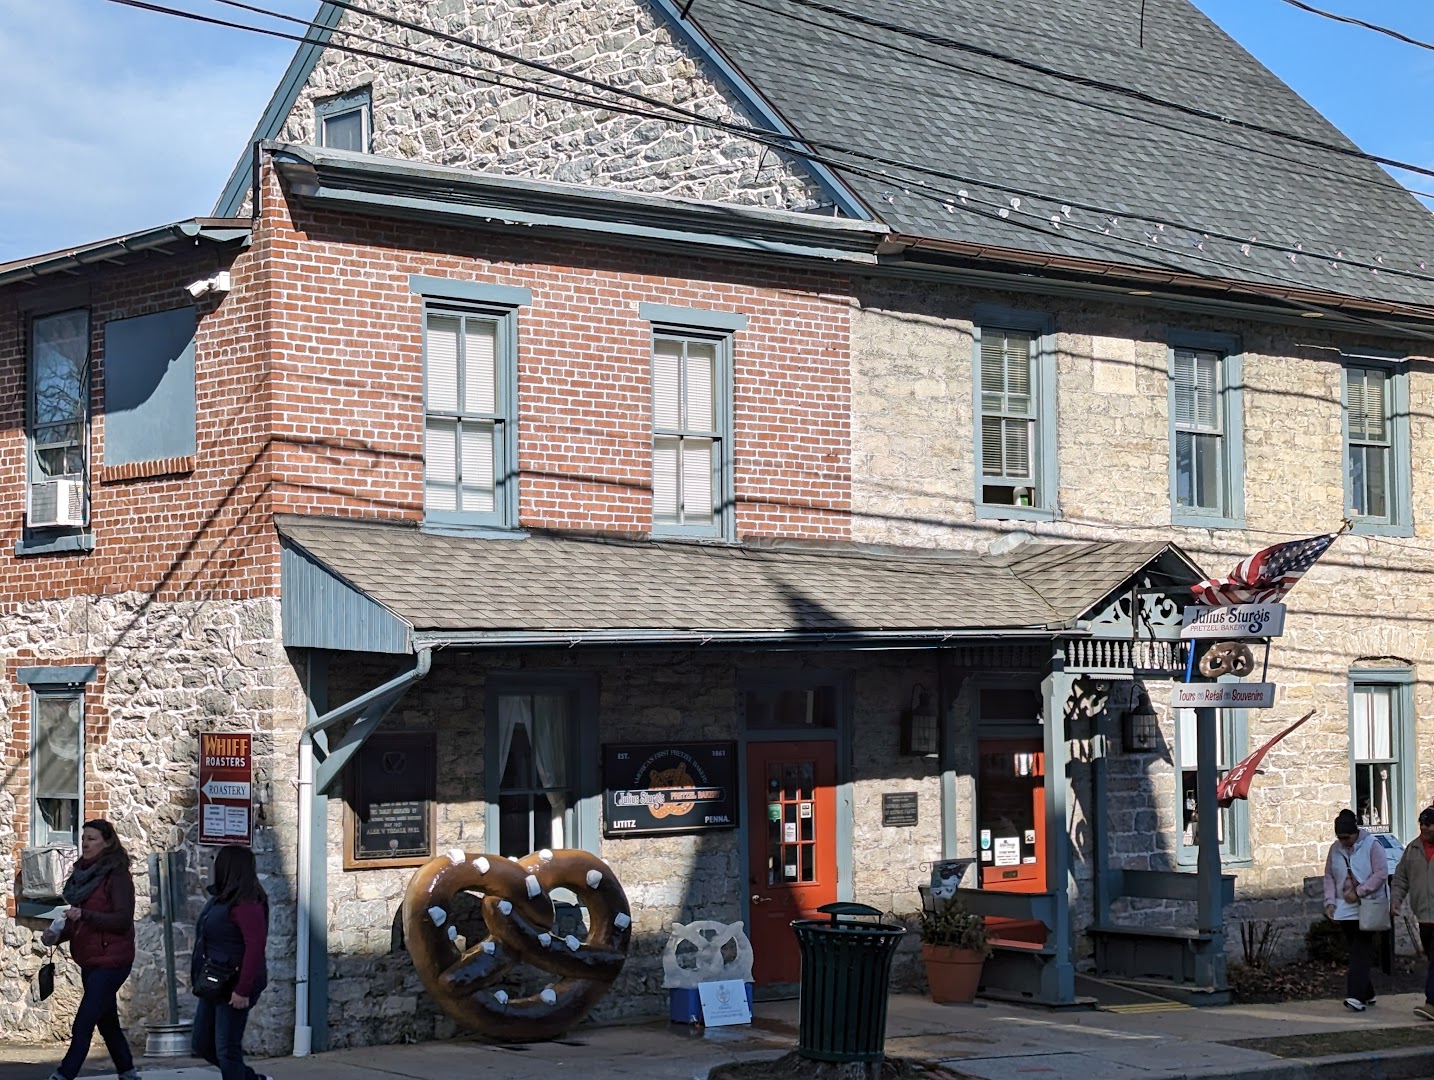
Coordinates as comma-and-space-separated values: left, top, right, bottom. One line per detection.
5, 991, 1434, 1080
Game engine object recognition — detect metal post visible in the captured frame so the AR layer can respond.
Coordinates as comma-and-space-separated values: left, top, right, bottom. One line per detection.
1039, 655, 1075, 1004
1194, 706, 1227, 989
144, 850, 189, 1056
159, 852, 179, 1023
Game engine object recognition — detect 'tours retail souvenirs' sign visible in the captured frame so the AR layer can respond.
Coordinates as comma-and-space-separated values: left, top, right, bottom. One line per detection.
1168, 682, 1276, 709
603, 741, 739, 837
198, 732, 253, 846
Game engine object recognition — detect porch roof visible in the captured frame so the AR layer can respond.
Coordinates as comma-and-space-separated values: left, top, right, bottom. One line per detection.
276, 515, 1201, 653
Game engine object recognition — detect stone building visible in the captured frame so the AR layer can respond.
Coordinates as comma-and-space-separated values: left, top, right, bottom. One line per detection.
7, 0, 1434, 1056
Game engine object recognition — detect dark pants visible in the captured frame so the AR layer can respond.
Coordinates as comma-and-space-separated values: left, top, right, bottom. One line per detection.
1341, 920, 1375, 1002
191, 996, 261, 1080
57, 964, 134, 1080
1420, 923, 1434, 1005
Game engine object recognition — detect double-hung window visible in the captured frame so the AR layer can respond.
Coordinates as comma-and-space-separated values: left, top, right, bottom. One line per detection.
1169, 334, 1243, 526
1343, 359, 1411, 535
1349, 671, 1414, 838
1173, 706, 1249, 864
972, 309, 1056, 519
32, 689, 84, 847
422, 301, 517, 528
651, 331, 731, 538
317, 88, 371, 153
28, 309, 89, 531
486, 676, 599, 859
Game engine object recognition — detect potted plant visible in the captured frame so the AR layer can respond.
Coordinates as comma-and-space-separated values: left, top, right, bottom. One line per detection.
918, 899, 990, 1004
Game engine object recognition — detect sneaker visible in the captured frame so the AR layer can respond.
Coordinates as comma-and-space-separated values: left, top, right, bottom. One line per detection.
1343, 997, 1366, 1011
118, 1071, 142, 1080
1364, 997, 1377, 1006
1414, 1002, 1434, 1021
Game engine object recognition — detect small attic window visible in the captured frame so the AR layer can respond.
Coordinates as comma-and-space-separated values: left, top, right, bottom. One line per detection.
317, 88, 371, 153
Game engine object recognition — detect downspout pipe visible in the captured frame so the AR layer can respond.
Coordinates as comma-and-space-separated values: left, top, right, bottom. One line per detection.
293, 648, 432, 1057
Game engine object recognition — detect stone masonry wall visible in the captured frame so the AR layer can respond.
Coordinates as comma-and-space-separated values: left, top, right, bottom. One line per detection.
262, 0, 826, 212
850, 275, 1434, 956
316, 647, 941, 1048
0, 595, 302, 1053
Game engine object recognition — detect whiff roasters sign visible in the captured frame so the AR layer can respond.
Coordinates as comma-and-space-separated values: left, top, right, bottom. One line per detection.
198, 732, 253, 846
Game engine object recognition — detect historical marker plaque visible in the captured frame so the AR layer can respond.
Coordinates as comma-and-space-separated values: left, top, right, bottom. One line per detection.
881, 791, 919, 828
345, 732, 437, 869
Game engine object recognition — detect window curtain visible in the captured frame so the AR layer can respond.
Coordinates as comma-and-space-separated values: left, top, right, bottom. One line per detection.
497, 694, 569, 849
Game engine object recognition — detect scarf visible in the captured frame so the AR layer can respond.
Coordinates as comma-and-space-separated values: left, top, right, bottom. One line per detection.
62, 851, 124, 907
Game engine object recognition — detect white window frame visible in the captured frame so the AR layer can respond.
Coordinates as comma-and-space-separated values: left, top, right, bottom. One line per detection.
27, 308, 90, 532
649, 328, 733, 540
1348, 669, 1414, 840
316, 88, 371, 153
971, 306, 1057, 521
1168, 331, 1244, 528
1172, 705, 1250, 865
31, 688, 85, 848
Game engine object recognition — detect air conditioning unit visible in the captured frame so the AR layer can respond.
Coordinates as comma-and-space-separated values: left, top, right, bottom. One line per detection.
29, 479, 85, 528
21, 845, 75, 900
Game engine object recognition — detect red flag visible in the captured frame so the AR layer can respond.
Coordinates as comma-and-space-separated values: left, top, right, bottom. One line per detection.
1216, 710, 1314, 807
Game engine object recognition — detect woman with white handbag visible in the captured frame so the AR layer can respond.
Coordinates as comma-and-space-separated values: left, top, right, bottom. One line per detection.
1323, 808, 1390, 1011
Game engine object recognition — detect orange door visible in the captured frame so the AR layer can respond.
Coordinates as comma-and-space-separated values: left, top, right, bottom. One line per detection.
746, 741, 838, 984
976, 738, 1047, 945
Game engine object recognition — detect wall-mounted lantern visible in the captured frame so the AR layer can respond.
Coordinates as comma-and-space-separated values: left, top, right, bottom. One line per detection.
900, 684, 940, 757
1122, 687, 1160, 753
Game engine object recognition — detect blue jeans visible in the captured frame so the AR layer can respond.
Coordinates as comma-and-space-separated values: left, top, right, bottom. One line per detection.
58, 964, 134, 1080
191, 995, 261, 1080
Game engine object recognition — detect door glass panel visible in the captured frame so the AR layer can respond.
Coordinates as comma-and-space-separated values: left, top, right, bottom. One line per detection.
765, 757, 820, 886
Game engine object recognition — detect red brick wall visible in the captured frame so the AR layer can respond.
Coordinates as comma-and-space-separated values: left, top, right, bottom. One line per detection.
0, 245, 277, 605
257, 161, 854, 539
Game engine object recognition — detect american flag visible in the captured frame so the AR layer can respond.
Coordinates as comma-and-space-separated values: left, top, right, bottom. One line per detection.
1191, 533, 1338, 606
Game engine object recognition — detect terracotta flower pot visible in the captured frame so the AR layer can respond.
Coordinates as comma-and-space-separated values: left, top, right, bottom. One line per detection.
921, 942, 985, 1004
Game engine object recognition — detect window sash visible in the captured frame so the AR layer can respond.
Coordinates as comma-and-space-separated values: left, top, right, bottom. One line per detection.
652, 333, 724, 531
495, 693, 573, 857
32, 691, 83, 846
30, 311, 89, 499
1175, 708, 1242, 860
424, 310, 508, 520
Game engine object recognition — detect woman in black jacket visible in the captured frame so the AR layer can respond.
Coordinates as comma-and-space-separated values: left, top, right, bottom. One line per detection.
190, 845, 272, 1080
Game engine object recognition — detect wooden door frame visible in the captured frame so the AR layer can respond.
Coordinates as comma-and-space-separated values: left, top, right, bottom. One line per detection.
736, 670, 854, 943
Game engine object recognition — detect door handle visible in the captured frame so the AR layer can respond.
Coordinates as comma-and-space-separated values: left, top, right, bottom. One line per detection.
750, 894, 771, 904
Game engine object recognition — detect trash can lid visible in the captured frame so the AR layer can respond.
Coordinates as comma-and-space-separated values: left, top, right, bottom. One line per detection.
816, 901, 882, 922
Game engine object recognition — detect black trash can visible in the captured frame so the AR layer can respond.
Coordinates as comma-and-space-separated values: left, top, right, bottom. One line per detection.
792, 901, 907, 1063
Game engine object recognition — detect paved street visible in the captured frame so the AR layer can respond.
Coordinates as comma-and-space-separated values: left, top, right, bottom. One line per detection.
5, 991, 1434, 1080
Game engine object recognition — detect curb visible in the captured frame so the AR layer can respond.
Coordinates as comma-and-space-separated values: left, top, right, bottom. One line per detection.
1183, 1045, 1434, 1080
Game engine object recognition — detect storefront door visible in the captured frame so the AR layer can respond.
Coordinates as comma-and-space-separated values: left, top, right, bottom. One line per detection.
976, 736, 1048, 945
745, 740, 838, 983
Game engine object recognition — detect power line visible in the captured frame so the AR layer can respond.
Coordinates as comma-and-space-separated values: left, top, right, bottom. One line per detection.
1277, 0, 1434, 53
722, 0, 1434, 187
96, 0, 1434, 323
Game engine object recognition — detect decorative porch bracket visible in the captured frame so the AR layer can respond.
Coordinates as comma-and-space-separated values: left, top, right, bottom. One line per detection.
312, 649, 433, 795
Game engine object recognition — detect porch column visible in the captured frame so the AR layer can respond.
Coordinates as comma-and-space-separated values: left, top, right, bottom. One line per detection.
1040, 653, 1075, 1003
1194, 706, 1227, 988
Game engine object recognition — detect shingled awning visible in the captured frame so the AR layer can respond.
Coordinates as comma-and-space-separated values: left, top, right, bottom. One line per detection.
276, 515, 1202, 654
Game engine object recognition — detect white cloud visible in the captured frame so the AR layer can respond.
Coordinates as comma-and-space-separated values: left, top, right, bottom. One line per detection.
0, 0, 314, 261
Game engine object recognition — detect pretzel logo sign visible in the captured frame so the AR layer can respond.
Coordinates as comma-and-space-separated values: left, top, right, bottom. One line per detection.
403, 848, 632, 1042
1198, 641, 1256, 679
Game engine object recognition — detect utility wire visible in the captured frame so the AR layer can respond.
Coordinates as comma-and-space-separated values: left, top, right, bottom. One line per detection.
201, 0, 1434, 292
1277, 0, 1434, 53
722, 0, 1434, 186
97, 0, 1434, 323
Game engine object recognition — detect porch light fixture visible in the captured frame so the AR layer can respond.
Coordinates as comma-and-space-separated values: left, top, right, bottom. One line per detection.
1122, 688, 1160, 753
900, 684, 940, 757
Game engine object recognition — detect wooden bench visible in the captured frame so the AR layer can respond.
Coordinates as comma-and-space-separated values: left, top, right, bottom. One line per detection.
1087, 924, 1214, 985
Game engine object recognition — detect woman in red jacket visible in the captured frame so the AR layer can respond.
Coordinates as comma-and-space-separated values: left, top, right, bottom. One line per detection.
190, 844, 272, 1080
42, 819, 139, 1080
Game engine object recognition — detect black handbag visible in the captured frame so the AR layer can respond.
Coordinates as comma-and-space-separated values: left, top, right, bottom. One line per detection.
30, 953, 55, 1004
194, 958, 237, 999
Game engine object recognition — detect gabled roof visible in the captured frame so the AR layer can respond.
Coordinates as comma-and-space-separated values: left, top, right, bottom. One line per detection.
275, 514, 1203, 652
685, 0, 1434, 309
0, 219, 250, 289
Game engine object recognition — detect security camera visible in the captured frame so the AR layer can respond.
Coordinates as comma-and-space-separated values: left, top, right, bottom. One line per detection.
185, 271, 232, 300
186, 278, 209, 298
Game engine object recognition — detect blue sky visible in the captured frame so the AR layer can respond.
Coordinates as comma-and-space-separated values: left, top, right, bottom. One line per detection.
1, 0, 1431, 262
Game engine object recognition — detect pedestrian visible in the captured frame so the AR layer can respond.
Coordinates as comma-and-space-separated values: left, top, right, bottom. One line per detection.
1322, 807, 1388, 1011
190, 844, 273, 1080
1391, 805, 1434, 1021
40, 819, 140, 1080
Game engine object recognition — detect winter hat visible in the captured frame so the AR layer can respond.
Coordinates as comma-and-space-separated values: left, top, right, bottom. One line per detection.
1334, 808, 1359, 835
1419, 806, 1434, 827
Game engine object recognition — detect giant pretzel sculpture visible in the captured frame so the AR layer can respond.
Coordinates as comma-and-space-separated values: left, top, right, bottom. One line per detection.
1198, 641, 1256, 679
403, 848, 632, 1041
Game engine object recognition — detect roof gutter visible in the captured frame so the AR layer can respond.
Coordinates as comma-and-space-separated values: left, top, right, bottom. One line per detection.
410, 626, 1072, 650
0, 219, 251, 289
885, 232, 1434, 327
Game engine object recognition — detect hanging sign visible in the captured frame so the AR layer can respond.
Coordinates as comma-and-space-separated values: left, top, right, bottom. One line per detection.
1169, 682, 1276, 709
198, 732, 252, 846
603, 742, 738, 837
1181, 604, 1285, 639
